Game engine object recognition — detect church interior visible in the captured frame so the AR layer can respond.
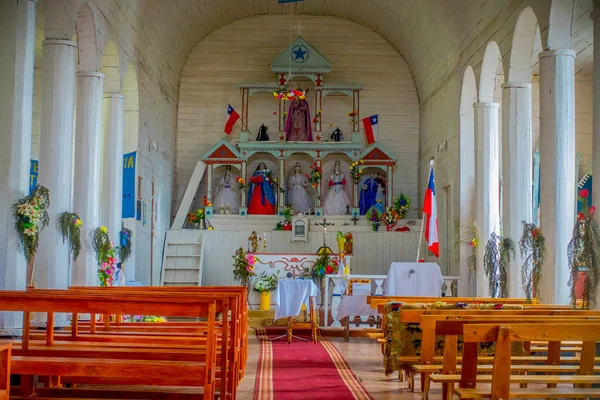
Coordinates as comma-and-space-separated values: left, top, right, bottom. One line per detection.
1, 0, 600, 399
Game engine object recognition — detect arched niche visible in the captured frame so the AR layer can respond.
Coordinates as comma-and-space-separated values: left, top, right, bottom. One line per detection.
211, 164, 242, 214
321, 152, 353, 215
247, 89, 278, 139
283, 153, 316, 209
321, 91, 353, 141
246, 152, 280, 214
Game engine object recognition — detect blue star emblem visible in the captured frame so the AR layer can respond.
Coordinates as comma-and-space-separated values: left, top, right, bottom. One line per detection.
240, 210, 246, 216
316, 210, 322, 216
352, 210, 359, 217
206, 210, 212, 216
291, 45, 309, 63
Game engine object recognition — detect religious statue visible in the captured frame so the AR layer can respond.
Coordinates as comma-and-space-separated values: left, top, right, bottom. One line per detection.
285, 97, 313, 141
247, 162, 277, 215
322, 160, 351, 215
248, 231, 259, 253
359, 173, 379, 215
255, 123, 270, 141
213, 165, 240, 214
330, 127, 343, 142
287, 162, 311, 213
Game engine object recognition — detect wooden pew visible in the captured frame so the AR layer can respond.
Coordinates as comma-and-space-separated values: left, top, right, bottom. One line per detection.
0, 344, 9, 400
0, 290, 219, 399
455, 322, 600, 399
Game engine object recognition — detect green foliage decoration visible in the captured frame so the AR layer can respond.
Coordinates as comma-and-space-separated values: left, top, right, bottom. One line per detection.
118, 227, 133, 264
483, 232, 516, 298
518, 222, 545, 302
12, 185, 50, 261
58, 212, 82, 261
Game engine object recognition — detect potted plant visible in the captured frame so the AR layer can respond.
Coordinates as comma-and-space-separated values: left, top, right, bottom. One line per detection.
232, 248, 256, 303
187, 209, 205, 228
253, 271, 279, 311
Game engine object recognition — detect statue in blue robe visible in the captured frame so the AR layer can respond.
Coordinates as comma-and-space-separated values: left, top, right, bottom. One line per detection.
247, 163, 277, 215
359, 174, 379, 215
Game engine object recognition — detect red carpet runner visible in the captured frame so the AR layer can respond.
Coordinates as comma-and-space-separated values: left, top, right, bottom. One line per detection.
253, 330, 373, 400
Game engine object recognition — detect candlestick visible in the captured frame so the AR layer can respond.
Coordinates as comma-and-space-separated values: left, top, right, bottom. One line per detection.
263, 235, 267, 254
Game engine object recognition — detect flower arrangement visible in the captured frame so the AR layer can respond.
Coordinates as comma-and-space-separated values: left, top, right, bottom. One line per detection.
92, 227, 115, 286
483, 232, 516, 298
118, 227, 133, 264
272, 88, 306, 101
306, 162, 322, 189
348, 109, 358, 126
519, 222, 545, 302
350, 160, 364, 184
236, 176, 246, 190
456, 217, 479, 280
381, 207, 400, 231
393, 193, 411, 219
12, 185, 50, 265
343, 232, 353, 253
232, 247, 256, 288
312, 109, 322, 124
253, 271, 279, 293
58, 212, 82, 261
202, 196, 212, 207
366, 202, 383, 231
188, 209, 205, 225
568, 189, 599, 309
276, 206, 294, 230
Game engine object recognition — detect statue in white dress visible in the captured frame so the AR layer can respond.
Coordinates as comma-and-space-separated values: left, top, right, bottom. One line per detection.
323, 160, 351, 215
213, 165, 240, 214
287, 162, 311, 213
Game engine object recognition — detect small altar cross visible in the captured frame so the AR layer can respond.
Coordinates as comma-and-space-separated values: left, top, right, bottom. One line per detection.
351, 215, 360, 225
314, 218, 334, 251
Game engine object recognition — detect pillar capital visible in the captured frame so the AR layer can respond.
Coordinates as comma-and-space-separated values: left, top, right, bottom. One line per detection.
501, 82, 532, 89
42, 39, 76, 48
76, 71, 104, 79
473, 102, 499, 109
539, 49, 576, 60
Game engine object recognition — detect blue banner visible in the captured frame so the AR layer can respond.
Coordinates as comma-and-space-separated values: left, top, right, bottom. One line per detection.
29, 160, 38, 194
122, 152, 136, 218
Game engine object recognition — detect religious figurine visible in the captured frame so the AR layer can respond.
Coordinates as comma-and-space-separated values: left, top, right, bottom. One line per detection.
285, 97, 313, 141
213, 165, 240, 214
255, 123, 270, 141
330, 127, 343, 142
323, 160, 351, 215
248, 231, 259, 253
287, 162, 311, 214
225, 204, 230, 214
359, 173, 379, 215
247, 162, 277, 215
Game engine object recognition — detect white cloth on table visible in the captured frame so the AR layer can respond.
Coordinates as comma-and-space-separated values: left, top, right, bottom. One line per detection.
274, 279, 319, 320
336, 295, 381, 321
383, 262, 443, 296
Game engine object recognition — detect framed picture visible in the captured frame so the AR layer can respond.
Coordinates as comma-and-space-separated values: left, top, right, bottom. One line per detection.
291, 215, 309, 242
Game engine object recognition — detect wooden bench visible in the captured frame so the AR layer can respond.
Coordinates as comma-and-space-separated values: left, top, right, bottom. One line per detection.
0, 290, 220, 399
455, 322, 600, 399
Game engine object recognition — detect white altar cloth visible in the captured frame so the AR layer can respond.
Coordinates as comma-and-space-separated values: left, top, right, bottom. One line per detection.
383, 262, 443, 296
274, 279, 319, 320
336, 295, 380, 321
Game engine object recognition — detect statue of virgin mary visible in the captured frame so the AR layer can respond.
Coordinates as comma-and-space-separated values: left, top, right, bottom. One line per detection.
247, 162, 277, 215
285, 98, 313, 141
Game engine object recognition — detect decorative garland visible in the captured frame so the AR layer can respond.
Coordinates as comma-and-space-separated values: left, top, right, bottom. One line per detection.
483, 232, 516, 298
568, 189, 599, 309
393, 193, 411, 219
456, 217, 478, 280
12, 185, 50, 262
118, 227, 133, 264
92, 227, 115, 286
58, 212, 82, 261
518, 222, 545, 302
349, 160, 364, 184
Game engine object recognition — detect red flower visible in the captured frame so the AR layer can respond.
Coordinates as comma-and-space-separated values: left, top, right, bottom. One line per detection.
580, 189, 589, 198
310, 165, 314, 169
493, 304, 504, 310
305, 173, 309, 178
578, 212, 586, 220
590, 206, 596, 215
326, 266, 334, 274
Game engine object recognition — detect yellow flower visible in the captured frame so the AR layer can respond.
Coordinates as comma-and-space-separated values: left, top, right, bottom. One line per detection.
359, 169, 363, 173
208, 227, 214, 231
360, 160, 365, 164
100, 226, 108, 233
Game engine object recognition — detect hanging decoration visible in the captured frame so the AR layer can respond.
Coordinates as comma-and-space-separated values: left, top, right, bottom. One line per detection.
12, 185, 50, 262
456, 217, 479, 280
483, 232, 516, 298
393, 193, 411, 219
92, 227, 116, 286
518, 222, 545, 303
350, 160, 364, 184
118, 227, 133, 264
568, 189, 599, 309
58, 212, 82, 261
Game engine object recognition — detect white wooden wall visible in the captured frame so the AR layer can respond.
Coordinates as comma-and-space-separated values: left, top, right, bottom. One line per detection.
176, 15, 420, 217
200, 229, 424, 287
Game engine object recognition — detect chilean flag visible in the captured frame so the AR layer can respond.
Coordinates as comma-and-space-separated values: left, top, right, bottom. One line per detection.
422, 165, 439, 257
362, 114, 379, 144
224, 105, 240, 135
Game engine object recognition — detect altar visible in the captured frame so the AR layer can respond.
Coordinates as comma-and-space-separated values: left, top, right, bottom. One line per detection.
248, 252, 352, 308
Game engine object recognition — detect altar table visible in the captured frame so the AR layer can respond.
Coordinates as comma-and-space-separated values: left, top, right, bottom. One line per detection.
383, 262, 443, 296
249, 253, 352, 308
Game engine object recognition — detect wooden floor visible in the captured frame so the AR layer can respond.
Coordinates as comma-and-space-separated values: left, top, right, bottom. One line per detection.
236, 334, 444, 399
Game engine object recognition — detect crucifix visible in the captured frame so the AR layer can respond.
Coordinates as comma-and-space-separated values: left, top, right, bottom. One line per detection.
294, 22, 305, 35
351, 215, 360, 225
314, 218, 334, 254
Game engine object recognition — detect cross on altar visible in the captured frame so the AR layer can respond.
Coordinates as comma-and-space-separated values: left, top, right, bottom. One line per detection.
351, 215, 360, 225
314, 218, 334, 254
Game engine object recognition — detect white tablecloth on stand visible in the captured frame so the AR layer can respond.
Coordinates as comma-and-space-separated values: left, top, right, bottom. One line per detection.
336, 295, 381, 321
274, 279, 319, 320
383, 262, 443, 296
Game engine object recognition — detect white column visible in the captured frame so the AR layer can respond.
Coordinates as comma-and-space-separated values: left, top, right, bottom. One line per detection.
73, 72, 104, 286
591, 3, 600, 308
35, 39, 77, 290
102, 94, 125, 243
502, 82, 533, 298
538, 50, 576, 305
0, 0, 37, 330
474, 102, 500, 297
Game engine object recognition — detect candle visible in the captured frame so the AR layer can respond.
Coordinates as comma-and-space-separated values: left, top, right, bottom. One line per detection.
264, 232, 267, 239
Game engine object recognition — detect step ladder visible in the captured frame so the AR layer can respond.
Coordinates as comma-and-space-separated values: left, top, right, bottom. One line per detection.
160, 229, 204, 286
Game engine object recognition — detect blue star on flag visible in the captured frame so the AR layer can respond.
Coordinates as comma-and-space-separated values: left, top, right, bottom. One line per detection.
371, 116, 378, 124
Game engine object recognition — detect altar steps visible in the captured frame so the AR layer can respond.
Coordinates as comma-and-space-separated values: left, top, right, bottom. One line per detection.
160, 229, 204, 286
